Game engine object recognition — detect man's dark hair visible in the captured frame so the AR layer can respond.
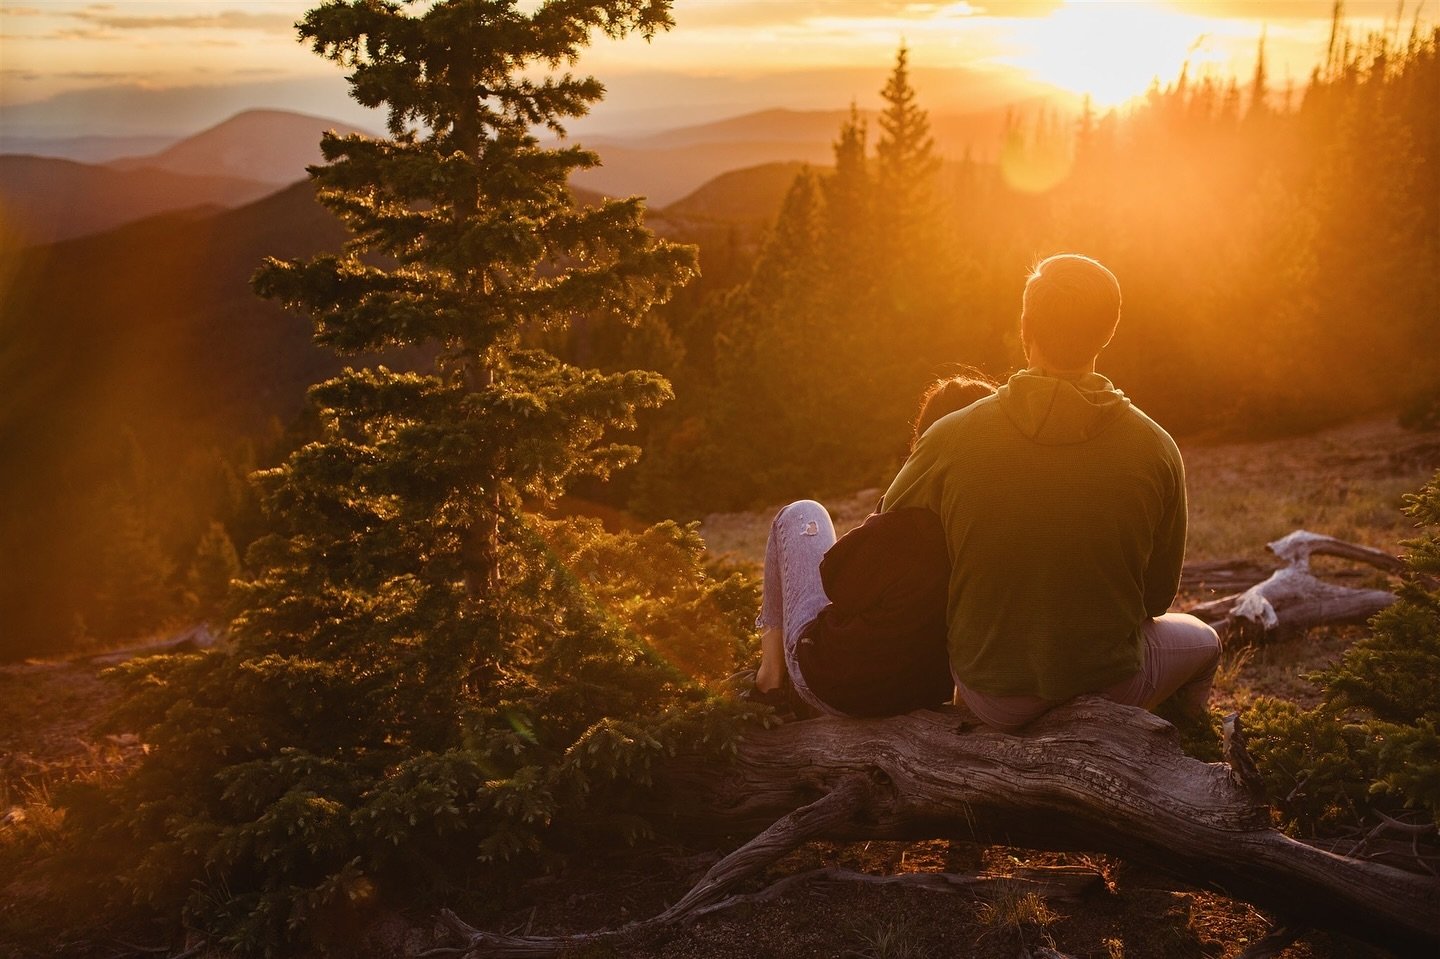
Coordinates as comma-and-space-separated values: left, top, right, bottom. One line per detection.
1020, 254, 1122, 370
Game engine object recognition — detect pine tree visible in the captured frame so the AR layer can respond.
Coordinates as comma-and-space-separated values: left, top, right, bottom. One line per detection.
1247, 28, 1272, 120
876, 44, 938, 200
870, 44, 958, 417
185, 520, 240, 621
90, 494, 177, 642
61, 2, 756, 952
823, 102, 872, 285
87, 432, 179, 643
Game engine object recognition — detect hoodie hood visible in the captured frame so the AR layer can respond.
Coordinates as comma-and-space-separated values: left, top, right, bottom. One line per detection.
998, 369, 1131, 445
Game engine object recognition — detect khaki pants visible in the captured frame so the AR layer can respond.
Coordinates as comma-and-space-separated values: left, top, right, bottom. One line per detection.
955, 612, 1221, 733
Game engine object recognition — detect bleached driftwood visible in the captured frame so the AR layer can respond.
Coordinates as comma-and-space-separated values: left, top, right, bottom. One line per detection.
439, 699, 1440, 957
83, 623, 221, 666
1188, 530, 1399, 639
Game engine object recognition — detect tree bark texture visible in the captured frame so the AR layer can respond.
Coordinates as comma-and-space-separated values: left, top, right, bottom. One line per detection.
652, 697, 1439, 954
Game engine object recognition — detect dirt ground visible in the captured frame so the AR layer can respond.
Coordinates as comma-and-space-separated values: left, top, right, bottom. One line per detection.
2, 415, 1436, 958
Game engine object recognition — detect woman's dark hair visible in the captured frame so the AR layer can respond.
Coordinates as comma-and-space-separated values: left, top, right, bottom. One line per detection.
911, 373, 997, 449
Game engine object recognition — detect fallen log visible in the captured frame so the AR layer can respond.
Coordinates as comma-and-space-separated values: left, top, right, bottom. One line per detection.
436, 531, 1425, 957
82, 623, 221, 666
650, 699, 1437, 954
438, 699, 1438, 957
1187, 530, 1398, 639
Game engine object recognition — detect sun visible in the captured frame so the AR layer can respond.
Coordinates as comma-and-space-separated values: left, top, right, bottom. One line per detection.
996, 1, 1241, 108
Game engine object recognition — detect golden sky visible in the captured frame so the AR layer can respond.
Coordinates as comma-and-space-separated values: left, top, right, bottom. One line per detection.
0, 1, 1418, 134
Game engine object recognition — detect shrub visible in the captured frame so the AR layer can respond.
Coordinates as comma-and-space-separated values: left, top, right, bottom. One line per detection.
1247, 470, 1440, 833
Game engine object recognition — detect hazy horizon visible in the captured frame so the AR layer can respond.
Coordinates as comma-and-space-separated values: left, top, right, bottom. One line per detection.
1, 1, 1416, 144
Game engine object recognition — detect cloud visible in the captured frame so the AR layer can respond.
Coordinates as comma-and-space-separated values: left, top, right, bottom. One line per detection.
674, 0, 1061, 29
52, 27, 124, 41
1176, 1, 1417, 22
1, 67, 145, 81
64, 7, 298, 34
968, 1, 1064, 14
55, 69, 147, 80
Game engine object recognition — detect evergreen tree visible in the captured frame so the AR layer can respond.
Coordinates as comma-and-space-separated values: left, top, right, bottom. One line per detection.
87, 432, 180, 643
1247, 28, 1272, 119
90, 494, 178, 642
704, 169, 833, 504
185, 520, 241, 622
875, 44, 940, 270
60, 2, 755, 952
823, 102, 873, 286
635, 46, 977, 514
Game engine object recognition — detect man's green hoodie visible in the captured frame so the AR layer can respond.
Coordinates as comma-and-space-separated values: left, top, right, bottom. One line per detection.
882, 370, 1186, 701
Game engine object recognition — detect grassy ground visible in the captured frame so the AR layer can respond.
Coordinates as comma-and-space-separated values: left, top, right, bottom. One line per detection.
2, 415, 1436, 958
699, 417, 1439, 569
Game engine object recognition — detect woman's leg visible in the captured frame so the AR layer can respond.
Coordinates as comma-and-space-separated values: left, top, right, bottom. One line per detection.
1101, 613, 1221, 718
755, 627, 786, 692
754, 500, 836, 710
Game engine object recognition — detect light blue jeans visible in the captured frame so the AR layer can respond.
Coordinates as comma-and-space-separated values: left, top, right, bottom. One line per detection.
756, 500, 843, 716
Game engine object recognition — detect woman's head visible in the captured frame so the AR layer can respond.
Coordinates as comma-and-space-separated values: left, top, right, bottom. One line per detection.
912, 373, 997, 449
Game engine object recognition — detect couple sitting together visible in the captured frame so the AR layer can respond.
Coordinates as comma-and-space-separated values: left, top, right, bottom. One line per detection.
745, 254, 1221, 732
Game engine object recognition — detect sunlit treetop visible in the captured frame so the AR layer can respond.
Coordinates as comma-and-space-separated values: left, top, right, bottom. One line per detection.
299, 0, 677, 136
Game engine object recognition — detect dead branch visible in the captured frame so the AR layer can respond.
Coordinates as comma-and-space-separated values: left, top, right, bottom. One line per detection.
1266, 530, 1404, 573
1187, 530, 1398, 639
1223, 711, 1266, 801
439, 775, 878, 957
1236, 924, 1304, 959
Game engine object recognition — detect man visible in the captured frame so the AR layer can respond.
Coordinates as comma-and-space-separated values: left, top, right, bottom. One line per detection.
883, 253, 1220, 732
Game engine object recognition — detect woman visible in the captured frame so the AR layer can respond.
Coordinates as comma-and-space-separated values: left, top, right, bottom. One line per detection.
743, 374, 996, 718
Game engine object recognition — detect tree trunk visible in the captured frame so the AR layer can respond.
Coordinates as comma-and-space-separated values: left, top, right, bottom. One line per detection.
652, 698, 1438, 955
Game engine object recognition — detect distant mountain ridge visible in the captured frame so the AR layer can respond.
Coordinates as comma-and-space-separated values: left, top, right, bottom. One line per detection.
573, 138, 834, 207
0, 181, 389, 657
571, 104, 1034, 205
0, 109, 382, 246
0, 154, 277, 244
632, 108, 856, 147
0, 133, 179, 164
659, 161, 813, 223
110, 108, 377, 184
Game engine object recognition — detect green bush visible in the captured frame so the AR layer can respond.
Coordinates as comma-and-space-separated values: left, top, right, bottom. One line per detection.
1247, 470, 1440, 833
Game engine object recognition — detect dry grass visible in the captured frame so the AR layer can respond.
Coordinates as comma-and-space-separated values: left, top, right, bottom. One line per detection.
699, 417, 1440, 570
844, 917, 935, 959
1183, 417, 1438, 564
975, 882, 1061, 935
